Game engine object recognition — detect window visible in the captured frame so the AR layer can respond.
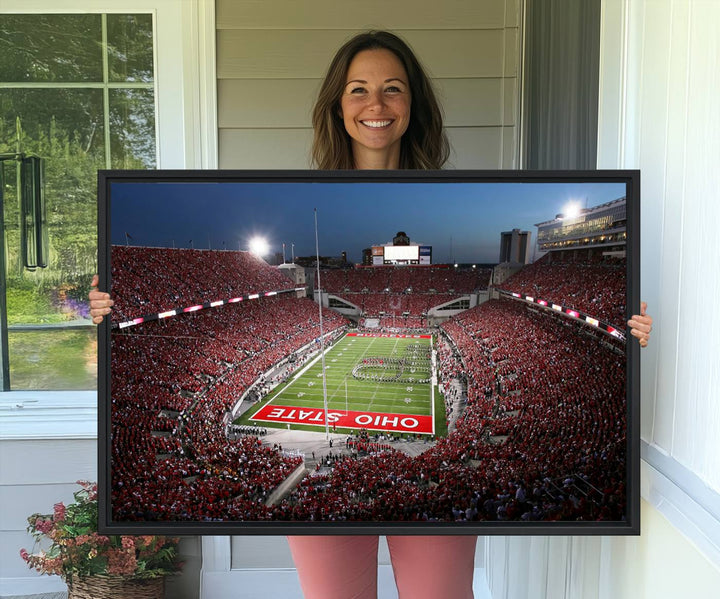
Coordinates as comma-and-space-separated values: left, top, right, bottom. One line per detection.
0, 13, 156, 390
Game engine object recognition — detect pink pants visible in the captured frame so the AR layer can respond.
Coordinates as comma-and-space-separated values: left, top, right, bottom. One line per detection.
287, 535, 477, 599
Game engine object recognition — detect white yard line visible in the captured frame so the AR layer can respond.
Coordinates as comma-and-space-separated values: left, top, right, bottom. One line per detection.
431, 335, 436, 434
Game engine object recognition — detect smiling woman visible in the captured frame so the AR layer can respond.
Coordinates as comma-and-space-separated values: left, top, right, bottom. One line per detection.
88, 28, 653, 599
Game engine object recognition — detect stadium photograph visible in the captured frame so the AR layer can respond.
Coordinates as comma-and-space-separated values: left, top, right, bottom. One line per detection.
102, 172, 634, 530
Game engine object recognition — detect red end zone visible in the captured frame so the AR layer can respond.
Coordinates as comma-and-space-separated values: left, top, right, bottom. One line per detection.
251, 404, 433, 434
346, 332, 432, 339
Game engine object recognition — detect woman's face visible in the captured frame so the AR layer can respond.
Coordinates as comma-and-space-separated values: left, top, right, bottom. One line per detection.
340, 48, 411, 167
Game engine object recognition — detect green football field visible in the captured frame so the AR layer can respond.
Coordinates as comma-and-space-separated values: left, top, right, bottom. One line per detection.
240, 333, 439, 435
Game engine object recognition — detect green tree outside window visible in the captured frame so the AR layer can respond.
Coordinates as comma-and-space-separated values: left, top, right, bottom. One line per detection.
0, 13, 155, 390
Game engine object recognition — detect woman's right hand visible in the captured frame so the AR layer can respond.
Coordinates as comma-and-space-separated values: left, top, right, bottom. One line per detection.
89, 274, 114, 324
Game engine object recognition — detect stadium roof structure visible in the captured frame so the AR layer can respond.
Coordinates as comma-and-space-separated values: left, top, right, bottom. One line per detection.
535, 196, 627, 253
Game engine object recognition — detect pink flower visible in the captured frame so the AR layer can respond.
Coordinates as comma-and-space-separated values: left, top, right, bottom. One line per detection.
107, 548, 137, 576
138, 535, 156, 547
121, 536, 135, 550
43, 557, 64, 576
53, 502, 66, 522
22, 482, 181, 580
34, 518, 54, 535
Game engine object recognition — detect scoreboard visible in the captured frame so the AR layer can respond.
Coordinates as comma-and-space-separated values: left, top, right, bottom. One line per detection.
371, 245, 432, 265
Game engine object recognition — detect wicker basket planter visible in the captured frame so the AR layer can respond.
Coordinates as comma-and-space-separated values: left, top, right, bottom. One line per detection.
67, 575, 164, 599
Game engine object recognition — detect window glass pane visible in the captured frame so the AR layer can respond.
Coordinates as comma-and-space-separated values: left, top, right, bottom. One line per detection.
1, 88, 104, 282
0, 89, 106, 161
1, 13, 155, 390
0, 14, 102, 82
8, 329, 97, 390
107, 14, 154, 83
2, 89, 103, 390
110, 89, 156, 169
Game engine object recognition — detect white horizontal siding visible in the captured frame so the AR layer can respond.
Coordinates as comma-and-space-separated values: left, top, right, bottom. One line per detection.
216, 0, 521, 171
217, 29, 515, 80
0, 440, 96, 485
0, 439, 97, 581
218, 126, 513, 170
219, 128, 313, 168
216, 0, 518, 30
218, 78, 517, 128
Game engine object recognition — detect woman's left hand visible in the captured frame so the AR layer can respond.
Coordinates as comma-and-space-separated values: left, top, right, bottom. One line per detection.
627, 301, 652, 348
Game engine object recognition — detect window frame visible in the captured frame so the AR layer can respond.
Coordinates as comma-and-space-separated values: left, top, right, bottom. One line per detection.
0, 0, 217, 408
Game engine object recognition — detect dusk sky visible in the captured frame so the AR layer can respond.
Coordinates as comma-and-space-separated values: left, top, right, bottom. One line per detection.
110, 179, 626, 264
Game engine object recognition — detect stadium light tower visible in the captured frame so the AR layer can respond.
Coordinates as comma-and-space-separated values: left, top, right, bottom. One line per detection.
249, 236, 270, 256
561, 201, 582, 220
314, 209, 331, 442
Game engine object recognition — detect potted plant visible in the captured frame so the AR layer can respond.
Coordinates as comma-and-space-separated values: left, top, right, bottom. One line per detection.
20, 480, 182, 599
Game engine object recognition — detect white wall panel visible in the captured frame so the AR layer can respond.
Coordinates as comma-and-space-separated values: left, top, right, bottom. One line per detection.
0, 440, 96, 484
0, 438, 96, 581
653, 0, 689, 463
599, 0, 720, 486
503, 78, 518, 127
671, 1, 720, 485
502, 127, 519, 169
0, 483, 82, 530
606, 0, 720, 488
635, 0, 676, 452
230, 535, 296, 568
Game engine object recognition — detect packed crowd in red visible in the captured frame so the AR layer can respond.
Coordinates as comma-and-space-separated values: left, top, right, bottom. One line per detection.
110, 246, 626, 523
110, 246, 294, 321
498, 253, 626, 326
274, 298, 626, 522
340, 292, 461, 316
110, 247, 347, 520
318, 265, 491, 294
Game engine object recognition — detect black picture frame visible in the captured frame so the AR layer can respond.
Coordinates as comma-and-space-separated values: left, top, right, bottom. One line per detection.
98, 169, 640, 536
